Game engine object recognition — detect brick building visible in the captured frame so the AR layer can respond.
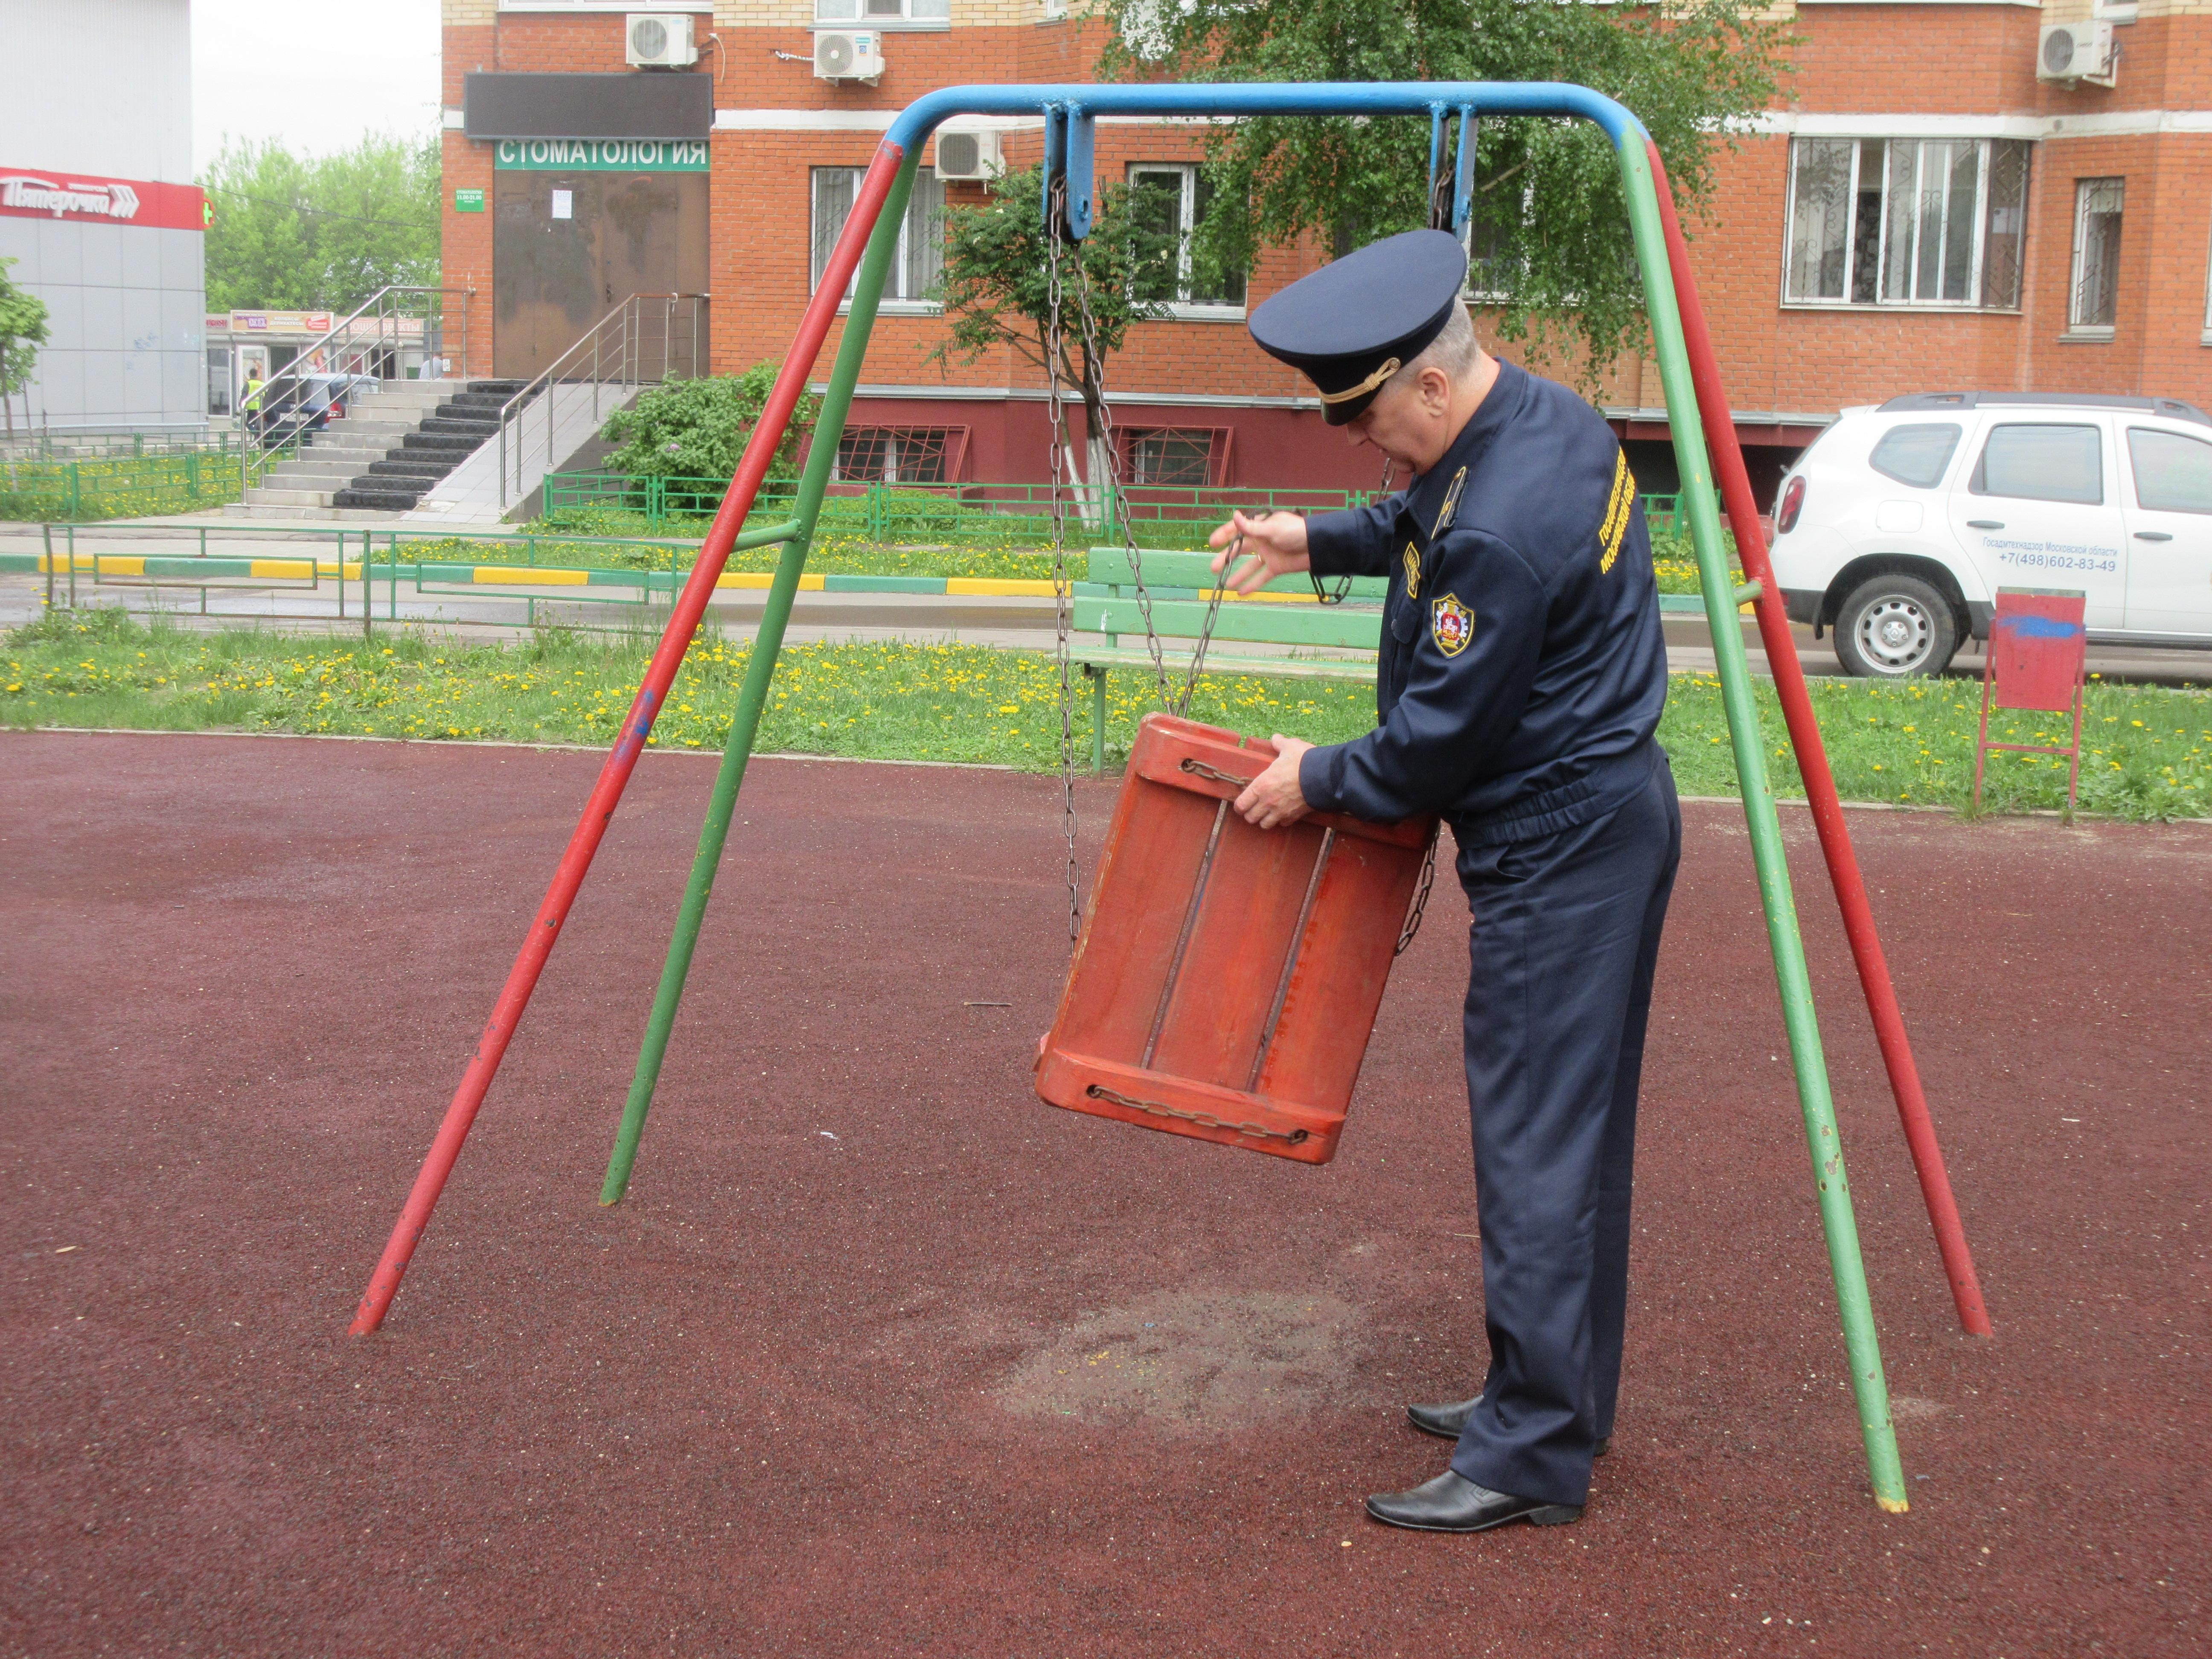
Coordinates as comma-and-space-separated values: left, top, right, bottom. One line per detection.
440, 0, 2212, 499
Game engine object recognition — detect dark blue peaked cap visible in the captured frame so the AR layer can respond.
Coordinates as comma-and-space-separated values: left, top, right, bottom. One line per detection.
1249, 229, 1470, 426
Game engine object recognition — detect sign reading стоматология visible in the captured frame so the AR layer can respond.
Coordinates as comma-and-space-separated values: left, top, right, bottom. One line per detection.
0, 168, 205, 230
492, 139, 710, 172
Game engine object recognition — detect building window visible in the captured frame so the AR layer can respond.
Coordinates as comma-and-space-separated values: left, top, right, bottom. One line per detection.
814, 0, 947, 23
1127, 165, 1246, 311
1784, 137, 2031, 309
2069, 178, 2125, 337
834, 426, 967, 484
811, 167, 946, 305
1122, 427, 1230, 487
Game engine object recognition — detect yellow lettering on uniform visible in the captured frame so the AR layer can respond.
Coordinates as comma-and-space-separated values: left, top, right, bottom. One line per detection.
1599, 452, 1636, 574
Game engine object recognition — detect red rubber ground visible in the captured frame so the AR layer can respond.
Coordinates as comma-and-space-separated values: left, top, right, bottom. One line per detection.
3, 731, 2205, 1656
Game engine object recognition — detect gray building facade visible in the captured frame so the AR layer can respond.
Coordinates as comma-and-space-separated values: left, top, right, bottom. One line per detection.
0, 0, 204, 436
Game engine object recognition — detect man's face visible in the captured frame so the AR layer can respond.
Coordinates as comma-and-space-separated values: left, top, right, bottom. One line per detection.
1348, 367, 1449, 470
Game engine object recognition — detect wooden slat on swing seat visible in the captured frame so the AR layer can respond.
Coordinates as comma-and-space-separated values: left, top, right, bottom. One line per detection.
1035, 713, 1435, 1164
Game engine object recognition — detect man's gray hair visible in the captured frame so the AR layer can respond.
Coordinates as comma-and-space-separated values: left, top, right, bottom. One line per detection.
1399, 301, 1479, 384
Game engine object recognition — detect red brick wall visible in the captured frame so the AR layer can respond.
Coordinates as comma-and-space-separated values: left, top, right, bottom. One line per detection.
444, 3, 2212, 482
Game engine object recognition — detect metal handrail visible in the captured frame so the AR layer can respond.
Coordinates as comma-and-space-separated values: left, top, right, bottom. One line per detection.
497, 293, 709, 507
242, 285, 475, 491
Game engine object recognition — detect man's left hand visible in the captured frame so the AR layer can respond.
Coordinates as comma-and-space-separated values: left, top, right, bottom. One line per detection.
1235, 736, 1314, 830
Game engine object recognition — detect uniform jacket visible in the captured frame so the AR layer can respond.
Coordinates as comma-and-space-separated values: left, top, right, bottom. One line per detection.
1296, 360, 1670, 845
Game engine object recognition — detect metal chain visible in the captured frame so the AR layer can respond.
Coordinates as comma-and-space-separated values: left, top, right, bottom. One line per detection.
1178, 757, 1251, 789
1395, 827, 1440, 956
1085, 1083, 1311, 1147
1069, 263, 1184, 713
1045, 181, 1082, 948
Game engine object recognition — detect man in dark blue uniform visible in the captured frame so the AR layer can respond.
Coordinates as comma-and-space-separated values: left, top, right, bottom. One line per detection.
1209, 229, 1681, 1534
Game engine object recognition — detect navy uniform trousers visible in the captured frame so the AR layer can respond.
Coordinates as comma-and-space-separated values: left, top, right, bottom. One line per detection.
1443, 748, 1682, 1510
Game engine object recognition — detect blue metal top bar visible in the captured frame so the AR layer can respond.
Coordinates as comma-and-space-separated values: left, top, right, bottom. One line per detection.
884, 82, 1647, 154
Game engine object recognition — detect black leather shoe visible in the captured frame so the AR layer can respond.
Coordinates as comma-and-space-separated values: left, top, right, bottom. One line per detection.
1406, 1395, 1610, 1458
1364, 1470, 1583, 1533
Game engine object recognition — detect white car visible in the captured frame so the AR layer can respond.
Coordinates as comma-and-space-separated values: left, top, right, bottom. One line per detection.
1769, 391, 2212, 676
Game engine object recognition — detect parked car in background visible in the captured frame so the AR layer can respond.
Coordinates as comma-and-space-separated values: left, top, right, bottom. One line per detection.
1768, 392, 2212, 676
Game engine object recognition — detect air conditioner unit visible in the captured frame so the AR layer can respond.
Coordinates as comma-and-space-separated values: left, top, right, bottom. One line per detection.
2038, 21, 2117, 87
934, 128, 1004, 183
626, 14, 698, 68
813, 29, 884, 82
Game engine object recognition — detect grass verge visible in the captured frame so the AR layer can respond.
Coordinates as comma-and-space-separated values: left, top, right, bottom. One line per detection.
8, 609, 2205, 820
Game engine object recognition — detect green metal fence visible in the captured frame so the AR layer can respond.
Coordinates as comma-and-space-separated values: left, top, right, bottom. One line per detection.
543, 470, 1685, 544
0, 449, 252, 521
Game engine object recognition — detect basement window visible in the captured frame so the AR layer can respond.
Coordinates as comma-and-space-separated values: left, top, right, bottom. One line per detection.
834, 426, 967, 484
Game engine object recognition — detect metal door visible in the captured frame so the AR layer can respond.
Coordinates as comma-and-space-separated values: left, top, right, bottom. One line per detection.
493, 170, 710, 381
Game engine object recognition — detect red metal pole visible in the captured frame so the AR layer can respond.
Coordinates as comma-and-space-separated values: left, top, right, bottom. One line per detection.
349, 145, 911, 1337
1644, 142, 1993, 1337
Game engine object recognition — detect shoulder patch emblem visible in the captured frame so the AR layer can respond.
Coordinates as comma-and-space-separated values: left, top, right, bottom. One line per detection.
1432, 466, 1468, 539
1598, 451, 1636, 574
1401, 541, 1421, 599
1431, 592, 1474, 657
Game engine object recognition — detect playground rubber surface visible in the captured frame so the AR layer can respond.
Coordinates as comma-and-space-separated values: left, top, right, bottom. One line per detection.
3, 730, 2205, 1657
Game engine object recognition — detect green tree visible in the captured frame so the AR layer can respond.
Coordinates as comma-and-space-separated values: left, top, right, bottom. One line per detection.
932, 164, 1179, 511
0, 256, 51, 438
600, 365, 822, 489
1102, 0, 1790, 384
201, 133, 440, 313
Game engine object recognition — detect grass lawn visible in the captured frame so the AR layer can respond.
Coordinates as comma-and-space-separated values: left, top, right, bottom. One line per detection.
8, 608, 2206, 820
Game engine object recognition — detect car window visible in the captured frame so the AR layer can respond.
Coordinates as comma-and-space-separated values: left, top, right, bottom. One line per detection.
1869, 423, 1962, 488
1969, 423, 2103, 505
2128, 427, 2212, 515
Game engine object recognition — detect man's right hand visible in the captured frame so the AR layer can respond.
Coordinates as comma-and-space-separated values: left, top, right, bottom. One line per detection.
1208, 511, 1311, 594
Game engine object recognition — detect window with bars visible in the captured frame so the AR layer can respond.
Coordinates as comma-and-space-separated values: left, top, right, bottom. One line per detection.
1122, 427, 1229, 487
811, 167, 946, 304
2069, 178, 2125, 335
1784, 137, 2031, 309
1127, 165, 1246, 309
833, 426, 966, 484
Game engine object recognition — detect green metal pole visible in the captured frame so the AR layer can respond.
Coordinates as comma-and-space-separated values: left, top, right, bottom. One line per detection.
600, 151, 922, 1206
1616, 136, 1908, 1513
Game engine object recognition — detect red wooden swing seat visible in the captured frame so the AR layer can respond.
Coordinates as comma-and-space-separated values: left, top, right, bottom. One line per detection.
1035, 714, 1435, 1165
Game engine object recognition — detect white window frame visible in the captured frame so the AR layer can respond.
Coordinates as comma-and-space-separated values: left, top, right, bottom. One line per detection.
811, 167, 945, 313
2067, 176, 2125, 341
1780, 136, 2030, 313
812, 0, 950, 30
2201, 207, 2212, 346
1125, 163, 1246, 320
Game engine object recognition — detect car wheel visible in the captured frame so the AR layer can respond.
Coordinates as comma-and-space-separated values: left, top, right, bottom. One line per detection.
1834, 574, 1960, 678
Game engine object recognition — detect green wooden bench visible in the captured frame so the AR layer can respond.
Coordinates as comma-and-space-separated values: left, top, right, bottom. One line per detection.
1069, 547, 1388, 771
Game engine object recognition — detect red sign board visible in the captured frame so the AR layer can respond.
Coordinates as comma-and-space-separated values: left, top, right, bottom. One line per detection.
0, 167, 205, 232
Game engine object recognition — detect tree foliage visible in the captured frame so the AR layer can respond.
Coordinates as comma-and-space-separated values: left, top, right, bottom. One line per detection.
1101, 0, 1790, 383
0, 256, 51, 414
600, 366, 821, 485
201, 134, 440, 313
933, 164, 1179, 483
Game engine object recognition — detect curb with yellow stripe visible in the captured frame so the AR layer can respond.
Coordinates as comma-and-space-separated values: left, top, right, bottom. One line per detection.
0, 551, 1732, 612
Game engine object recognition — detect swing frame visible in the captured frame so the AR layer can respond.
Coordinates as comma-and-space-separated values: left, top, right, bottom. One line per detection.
347, 81, 1993, 1515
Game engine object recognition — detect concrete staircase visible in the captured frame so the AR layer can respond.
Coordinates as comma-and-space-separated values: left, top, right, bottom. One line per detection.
226, 382, 460, 521
334, 380, 533, 512
224, 380, 543, 521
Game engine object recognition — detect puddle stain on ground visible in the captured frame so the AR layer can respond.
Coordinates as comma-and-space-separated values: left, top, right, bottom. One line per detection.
996, 1288, 1359, 1433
